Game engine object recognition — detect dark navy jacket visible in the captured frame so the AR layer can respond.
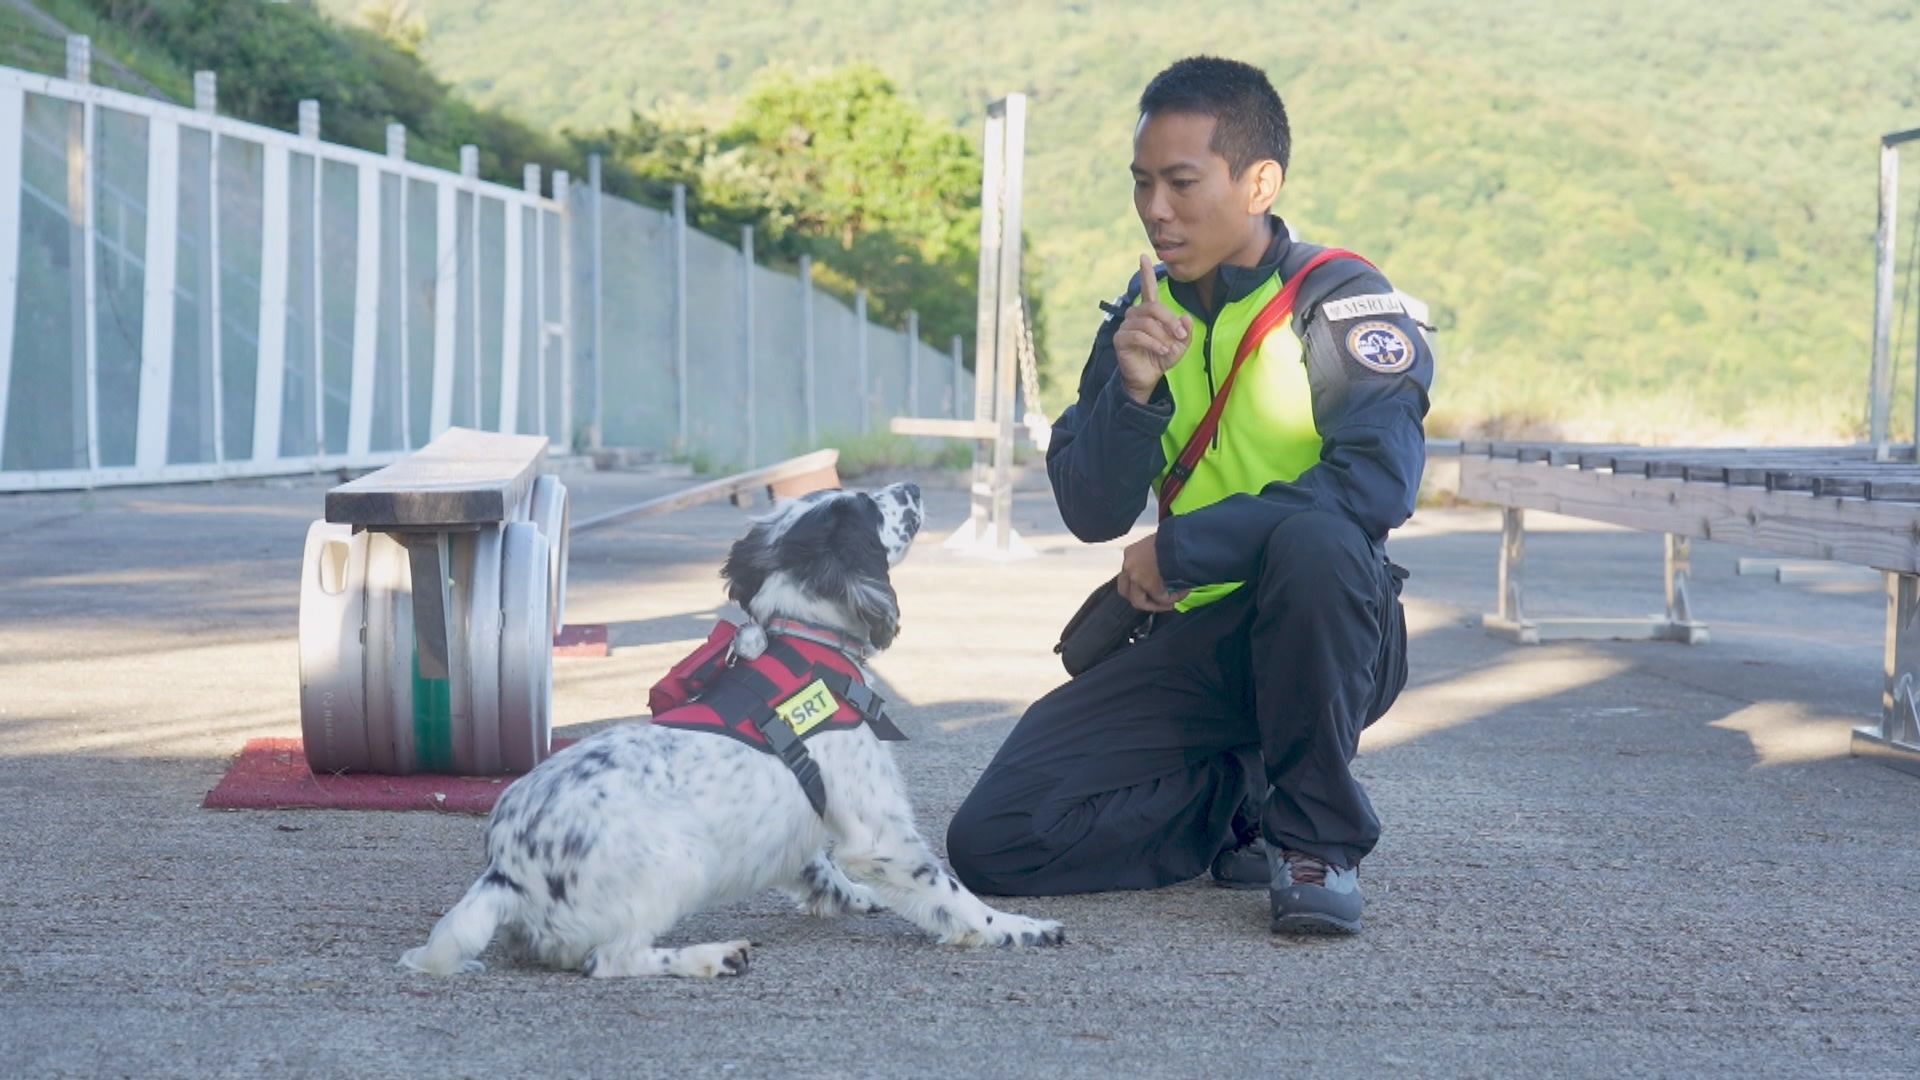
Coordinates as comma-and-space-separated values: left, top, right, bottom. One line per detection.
1046, 218, 1434, 591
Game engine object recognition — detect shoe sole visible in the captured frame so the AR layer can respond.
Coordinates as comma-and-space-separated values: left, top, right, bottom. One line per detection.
1271, 912, 1362, 936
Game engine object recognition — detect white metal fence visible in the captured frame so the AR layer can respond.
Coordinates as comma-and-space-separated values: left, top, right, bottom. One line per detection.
0, 48, 971, 492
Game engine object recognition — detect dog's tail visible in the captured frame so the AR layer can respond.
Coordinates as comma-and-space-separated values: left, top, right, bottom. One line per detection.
398, 868, 521, 975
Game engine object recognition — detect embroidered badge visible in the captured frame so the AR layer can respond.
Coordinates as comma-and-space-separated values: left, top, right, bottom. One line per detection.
1321, 294, 1406, 322
776, 678, 838, 737
1344, 321, 1416, 373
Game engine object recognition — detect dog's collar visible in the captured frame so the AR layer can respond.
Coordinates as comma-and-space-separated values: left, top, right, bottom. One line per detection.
760, 616, 873, 662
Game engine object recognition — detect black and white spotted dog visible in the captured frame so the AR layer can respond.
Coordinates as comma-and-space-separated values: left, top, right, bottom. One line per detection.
400, 482, 1064, 978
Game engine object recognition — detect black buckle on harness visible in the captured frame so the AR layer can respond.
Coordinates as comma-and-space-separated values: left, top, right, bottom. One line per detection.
824, 674, 907, 742
752, 707, 829, 818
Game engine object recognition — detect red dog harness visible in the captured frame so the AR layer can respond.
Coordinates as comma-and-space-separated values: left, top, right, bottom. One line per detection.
648, 620, 907, 817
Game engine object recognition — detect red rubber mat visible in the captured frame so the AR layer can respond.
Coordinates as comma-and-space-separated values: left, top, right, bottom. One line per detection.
202, 738, 570, 814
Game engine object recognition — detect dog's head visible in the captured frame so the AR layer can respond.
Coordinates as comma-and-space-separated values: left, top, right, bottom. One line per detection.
720, 483, 923, 650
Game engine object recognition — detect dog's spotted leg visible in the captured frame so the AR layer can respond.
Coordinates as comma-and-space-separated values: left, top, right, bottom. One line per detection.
779, 851, 886, 917
832, 817, 1063, 949
583, 935, 752, 979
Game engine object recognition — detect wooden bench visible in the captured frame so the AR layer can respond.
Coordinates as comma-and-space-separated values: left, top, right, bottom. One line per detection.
300, 428, 569, 776
1456, 440, 1920, 775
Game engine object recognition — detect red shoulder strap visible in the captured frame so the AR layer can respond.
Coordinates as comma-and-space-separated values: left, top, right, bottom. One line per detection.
1156, 248, 1375, 520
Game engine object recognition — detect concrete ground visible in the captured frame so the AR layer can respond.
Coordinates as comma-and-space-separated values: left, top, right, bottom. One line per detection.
1, 461, 1917, 1079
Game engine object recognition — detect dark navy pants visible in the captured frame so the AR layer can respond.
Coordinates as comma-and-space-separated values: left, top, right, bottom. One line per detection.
946, 510, 1408, 896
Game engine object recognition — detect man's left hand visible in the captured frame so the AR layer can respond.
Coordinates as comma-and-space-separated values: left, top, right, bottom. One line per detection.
1119, 534, 1187, 612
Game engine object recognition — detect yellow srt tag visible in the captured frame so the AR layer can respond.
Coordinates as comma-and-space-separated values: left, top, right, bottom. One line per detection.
775, 679, 838, 736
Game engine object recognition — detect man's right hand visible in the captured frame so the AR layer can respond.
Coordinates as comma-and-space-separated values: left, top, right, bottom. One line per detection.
1112, 254, 1192, 405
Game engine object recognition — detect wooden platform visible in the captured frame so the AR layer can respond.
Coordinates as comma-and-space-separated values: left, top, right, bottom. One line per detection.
1457, 440, 1920, 776
325, 428, 549, 528
1458, 441, 1920, 574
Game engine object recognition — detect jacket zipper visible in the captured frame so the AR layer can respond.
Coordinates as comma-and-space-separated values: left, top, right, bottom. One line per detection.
1201, 325, 1220, 450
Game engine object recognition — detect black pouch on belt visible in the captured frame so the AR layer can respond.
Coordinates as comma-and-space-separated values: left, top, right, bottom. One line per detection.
1053, 576, 1151, 677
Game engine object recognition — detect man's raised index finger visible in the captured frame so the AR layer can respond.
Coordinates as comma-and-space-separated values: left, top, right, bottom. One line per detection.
1137, 253, 1159, 306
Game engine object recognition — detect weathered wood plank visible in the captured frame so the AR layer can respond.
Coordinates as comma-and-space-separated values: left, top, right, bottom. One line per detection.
572, 450, 841, 535
326, 427, 549, 528
1457, 456, 1920, 572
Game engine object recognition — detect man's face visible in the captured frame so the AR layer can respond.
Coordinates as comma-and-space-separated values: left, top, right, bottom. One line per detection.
1131, 111, 1277, 283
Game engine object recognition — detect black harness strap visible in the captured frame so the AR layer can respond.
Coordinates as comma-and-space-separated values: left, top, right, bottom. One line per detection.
762, 638, 907, 741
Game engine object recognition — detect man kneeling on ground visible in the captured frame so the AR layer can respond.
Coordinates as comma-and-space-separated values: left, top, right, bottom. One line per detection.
946, 55, 1433, 936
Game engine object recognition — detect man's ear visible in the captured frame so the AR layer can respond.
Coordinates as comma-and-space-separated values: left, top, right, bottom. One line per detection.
1245, 159, 1283, 215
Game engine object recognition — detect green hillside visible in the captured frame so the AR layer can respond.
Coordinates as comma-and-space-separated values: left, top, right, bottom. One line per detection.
345, 2, 1920, 440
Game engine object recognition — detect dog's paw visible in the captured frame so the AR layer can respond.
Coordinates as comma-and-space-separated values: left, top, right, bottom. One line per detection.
398, 947, 485, 975
685, 939, 752, 978
986, 915, 1066, 950
585, 939, 753, 978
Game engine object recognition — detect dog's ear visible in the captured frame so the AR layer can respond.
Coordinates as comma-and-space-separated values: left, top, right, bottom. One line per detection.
720, 520, 777, 609
829, 496, 900, 649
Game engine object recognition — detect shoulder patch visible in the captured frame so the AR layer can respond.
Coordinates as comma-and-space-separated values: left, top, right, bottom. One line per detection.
1321, 294, 1405, 322
1343, 321, 1417, 374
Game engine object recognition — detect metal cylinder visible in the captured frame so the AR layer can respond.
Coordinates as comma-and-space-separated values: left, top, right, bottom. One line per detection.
296, 517, 555, 776
498, 522, 554, 773
298, 522, 371, 773
530, 474, 570, 636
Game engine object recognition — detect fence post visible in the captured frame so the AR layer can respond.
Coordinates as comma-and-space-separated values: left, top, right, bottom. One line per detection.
800, 255, 816, 448
950, 335, 964, 418
855, 288, 870, 435
0, 82, 22, 462
194, 71, 224, 461
741, 225, 757, 468
588, 154, 604, 450
524, 163, 546, 445
70, 36, 98, 468
553, 169, 571, 449
391, 125, 412, 448
460, 144, 480, 429
672, 183, 689, 452
251, 119, 290, 462
305, 101, 326, 458
134, 99, 181, 471
906, 309, 920, 417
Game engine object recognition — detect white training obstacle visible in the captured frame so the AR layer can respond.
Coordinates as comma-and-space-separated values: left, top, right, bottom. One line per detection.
297, 428, 568, 775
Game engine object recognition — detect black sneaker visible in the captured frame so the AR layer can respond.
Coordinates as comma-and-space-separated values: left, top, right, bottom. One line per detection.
1269, 848, 1364, 935
1209, 837, 1269, 890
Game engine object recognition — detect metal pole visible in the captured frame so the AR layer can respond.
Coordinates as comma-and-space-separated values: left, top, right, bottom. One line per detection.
855, 288, 870, 435
461, 144, 480, 431
968, 103, 1007, 541
554, 169, 572, 447
950, 335, 963, 419
71, 37, 97, 471
1871, 140, 1899, 457
906, 309, 920, 416
672, 183, 689, 451
991, 94, 1028, 553
200, 71, 224, 461
800, 254, 817, 447
741, 224, 757, 467
525, 163, 545, 444
392, 124, 411, 448
305, 102, 324, 458
589, 154, 604, 449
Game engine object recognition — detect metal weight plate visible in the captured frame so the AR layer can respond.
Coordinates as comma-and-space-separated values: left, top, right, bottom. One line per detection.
529, 474, 570, 637
362, 531, 417, 774
298, 521, 371, 773
498, 522, 553, 773
457, 525, 505, 776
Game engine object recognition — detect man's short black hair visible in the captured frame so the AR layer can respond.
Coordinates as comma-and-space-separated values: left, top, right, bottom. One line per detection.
1138, 56, 1290, 176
